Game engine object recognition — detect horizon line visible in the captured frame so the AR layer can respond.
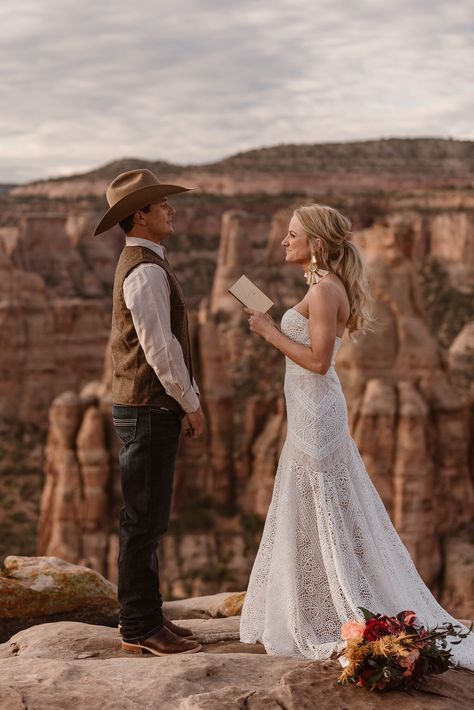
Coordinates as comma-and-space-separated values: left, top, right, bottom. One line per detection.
5, 134, 473, 187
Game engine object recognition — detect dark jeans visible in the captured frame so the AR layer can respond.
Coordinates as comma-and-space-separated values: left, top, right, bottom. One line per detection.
112, 404, 181, 642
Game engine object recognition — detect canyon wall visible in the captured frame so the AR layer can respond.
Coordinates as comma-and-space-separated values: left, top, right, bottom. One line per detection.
36, 199, 474, 616
0, 140, 473, 616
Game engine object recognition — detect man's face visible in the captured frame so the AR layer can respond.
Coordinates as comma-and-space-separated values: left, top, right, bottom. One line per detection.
139, 198, 176, 241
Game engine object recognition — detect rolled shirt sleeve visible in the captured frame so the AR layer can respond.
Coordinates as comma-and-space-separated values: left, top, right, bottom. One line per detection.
123, 263, 200, 413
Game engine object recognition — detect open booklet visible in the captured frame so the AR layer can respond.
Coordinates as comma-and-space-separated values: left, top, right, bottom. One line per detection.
228, 275, 274, 313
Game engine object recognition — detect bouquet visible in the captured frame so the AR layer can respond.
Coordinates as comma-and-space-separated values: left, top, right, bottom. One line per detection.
337, 607, 472, 692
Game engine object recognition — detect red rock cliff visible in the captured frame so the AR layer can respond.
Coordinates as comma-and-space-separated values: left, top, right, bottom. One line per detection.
0, 139, 472, 617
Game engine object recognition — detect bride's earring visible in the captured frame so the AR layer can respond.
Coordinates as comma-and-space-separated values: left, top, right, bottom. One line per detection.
305, 254, 319, 286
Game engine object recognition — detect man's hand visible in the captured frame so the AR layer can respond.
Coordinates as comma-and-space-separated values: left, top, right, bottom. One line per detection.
185, 407, 205, 439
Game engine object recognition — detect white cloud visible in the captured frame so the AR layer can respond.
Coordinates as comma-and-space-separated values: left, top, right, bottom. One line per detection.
0, 0, 472, 182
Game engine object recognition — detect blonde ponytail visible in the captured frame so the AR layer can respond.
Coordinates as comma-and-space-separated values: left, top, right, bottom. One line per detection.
294, 204, 374, 336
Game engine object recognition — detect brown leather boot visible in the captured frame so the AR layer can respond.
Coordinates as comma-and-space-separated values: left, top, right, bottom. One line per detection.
119, 616, 194, 639
121, 625, 202, 656
162, 613, 194, 638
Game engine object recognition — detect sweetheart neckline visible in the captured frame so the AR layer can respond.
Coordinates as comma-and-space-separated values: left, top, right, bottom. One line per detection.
288, 308, 342, 341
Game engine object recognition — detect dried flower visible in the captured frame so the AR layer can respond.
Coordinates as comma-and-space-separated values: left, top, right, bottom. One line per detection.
337, 608, 472, 693
399, 648, 420, 676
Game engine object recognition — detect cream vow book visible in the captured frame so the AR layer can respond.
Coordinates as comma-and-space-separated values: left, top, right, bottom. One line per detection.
228, 275, 274, 313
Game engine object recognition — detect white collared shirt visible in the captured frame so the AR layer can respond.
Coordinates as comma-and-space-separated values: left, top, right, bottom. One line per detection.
123, 236, 200, 413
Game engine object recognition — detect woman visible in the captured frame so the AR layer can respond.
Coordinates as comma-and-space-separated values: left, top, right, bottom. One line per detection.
239, 203, 474, 669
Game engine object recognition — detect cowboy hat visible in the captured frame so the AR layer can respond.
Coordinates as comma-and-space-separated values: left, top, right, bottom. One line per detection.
93, 168, 195, 236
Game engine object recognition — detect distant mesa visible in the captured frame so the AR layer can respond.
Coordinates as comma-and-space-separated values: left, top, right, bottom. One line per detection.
7, 138, 474, 196
0, 184, 17, 196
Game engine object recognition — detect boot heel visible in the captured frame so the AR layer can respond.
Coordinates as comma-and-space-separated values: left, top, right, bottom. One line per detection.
121, 641, 144, 655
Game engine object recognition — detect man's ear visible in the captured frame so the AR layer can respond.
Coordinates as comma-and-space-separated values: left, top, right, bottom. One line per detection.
135, 209, 147, 226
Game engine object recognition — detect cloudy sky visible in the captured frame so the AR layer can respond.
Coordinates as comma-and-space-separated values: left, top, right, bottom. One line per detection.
1, 0, 472, 183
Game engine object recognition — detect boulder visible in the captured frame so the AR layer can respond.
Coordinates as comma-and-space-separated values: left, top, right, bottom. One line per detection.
0, 556, 119, 642
163, 592, 246, 621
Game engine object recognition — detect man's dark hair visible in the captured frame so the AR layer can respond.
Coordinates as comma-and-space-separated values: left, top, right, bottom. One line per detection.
119, 204, 152, 234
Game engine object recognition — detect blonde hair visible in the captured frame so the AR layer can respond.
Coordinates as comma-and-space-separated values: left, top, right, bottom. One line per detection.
294, 203, 374, 336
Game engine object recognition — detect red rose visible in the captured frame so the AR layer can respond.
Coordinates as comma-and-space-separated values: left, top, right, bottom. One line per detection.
363, 618, 390, 641
378, 615, 403, 635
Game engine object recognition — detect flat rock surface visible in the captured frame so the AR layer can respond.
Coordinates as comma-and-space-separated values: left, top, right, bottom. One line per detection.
0, 621, 473, 709
0, 618, 245, 660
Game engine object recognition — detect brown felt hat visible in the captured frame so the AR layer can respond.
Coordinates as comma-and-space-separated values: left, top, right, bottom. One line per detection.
93, 168, 195, 235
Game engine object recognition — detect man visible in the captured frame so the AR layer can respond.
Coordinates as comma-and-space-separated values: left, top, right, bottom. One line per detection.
94, 169, 204, 655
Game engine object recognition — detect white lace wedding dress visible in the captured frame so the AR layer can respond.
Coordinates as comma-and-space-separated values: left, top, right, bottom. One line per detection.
240, 307, 474, 670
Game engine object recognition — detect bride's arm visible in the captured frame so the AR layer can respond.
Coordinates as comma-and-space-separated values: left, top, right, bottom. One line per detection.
246, 283, 338, 375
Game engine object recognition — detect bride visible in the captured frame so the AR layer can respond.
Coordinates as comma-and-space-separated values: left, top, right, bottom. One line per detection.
239, 203, 474, 670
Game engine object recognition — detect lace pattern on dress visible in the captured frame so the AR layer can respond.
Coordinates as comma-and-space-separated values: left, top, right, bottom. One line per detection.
240, 308, 474, 669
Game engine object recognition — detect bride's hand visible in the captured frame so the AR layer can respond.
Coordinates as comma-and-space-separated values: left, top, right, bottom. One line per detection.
244, 307, 277, 340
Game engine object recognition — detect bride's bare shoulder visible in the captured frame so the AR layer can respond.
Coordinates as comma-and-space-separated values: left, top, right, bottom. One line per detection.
308, 278, 340, 300
307, 281, 338, 316
310, 275, 348, 303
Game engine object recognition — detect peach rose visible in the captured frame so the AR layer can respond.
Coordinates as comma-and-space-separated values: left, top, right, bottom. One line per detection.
399, 648, 420, 675
399, 649, 420, 667
341, 620, 366, 640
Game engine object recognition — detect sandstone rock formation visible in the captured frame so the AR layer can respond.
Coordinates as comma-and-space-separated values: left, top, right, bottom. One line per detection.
0, 554, 246, 643
12, 138, 474, 199
0, 139, 473, 617
34, 202, 474, 618
164, 592, 246, 621
337, 216, 474, 601
0, 211, 116, 427
0, 618, 473, 709
37, 386, 118, 575
0, 556, 119, 642
441, 533, 474, 621
448, 322, 474, 401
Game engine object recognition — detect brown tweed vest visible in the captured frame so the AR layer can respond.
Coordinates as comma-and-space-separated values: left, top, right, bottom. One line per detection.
111, 245, 193, 416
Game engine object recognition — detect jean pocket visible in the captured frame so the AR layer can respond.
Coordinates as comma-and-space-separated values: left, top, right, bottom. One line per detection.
112, 417, 137, 445
149, 406, 176, 415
